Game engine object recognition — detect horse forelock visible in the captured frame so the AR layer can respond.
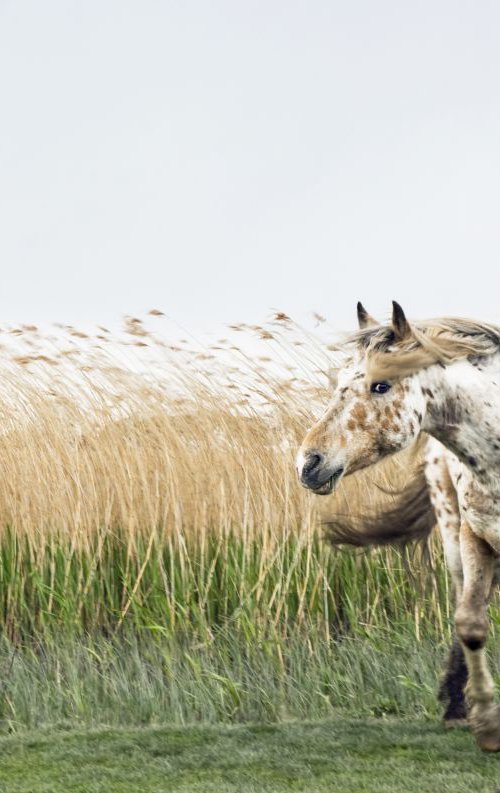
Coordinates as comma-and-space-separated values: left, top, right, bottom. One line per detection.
338, 317, 500, 381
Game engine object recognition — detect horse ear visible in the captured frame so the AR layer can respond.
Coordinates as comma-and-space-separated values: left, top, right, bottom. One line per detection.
391, 301, 411, 340
356, 301, 377, 329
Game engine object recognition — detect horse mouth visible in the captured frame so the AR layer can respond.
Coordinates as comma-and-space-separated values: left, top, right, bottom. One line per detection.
309, 468, 344, 496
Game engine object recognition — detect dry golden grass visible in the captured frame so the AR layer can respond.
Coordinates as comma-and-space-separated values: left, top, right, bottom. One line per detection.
0, 311, 424, 549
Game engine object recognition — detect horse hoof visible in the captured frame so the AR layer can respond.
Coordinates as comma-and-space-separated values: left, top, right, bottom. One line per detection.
470, 703, 500, 751
476, 733, 500, 752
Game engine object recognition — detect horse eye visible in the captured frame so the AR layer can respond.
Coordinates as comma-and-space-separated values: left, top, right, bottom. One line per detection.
370, 381, 391, 394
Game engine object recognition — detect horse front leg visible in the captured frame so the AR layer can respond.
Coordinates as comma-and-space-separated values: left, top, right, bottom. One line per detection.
424, 446, 468, 725
455, 521, 499, 751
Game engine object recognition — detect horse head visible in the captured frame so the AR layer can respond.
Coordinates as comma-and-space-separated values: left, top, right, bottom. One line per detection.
297, 301, 426, 494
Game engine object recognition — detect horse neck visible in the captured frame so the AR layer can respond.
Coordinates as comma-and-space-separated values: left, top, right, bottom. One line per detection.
420, 353, 500, 477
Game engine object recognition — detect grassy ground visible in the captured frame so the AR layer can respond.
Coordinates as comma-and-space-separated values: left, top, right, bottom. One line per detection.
1, 718, 500, 793
2, 320, 500, 788
0, 631, 455, 729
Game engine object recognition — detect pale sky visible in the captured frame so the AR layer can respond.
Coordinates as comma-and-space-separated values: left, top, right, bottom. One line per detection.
1, 1, 500, 332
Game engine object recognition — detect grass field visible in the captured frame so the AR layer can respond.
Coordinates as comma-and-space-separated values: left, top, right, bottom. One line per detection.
0, 313, 468, 731
0, 312, 499, 778
1, 718, 500, 793
0, 630, 459, 730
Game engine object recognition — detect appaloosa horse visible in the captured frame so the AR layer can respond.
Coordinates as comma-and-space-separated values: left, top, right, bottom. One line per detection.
298, 301, 500, 751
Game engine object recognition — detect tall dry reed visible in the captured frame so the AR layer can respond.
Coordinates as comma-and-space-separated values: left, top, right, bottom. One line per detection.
0, 314, 421, 542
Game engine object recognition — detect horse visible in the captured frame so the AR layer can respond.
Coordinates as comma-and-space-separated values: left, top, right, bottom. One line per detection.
297, 301, 500, 751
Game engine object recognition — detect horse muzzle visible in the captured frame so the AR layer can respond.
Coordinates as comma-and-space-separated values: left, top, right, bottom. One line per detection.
298, 451, 344, 495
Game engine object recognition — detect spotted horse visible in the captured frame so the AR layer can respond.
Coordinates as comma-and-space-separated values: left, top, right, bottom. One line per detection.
297, 301, 500, 751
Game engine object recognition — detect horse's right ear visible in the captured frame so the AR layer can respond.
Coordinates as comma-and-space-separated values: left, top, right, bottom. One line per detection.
356, 301, 377, 329
391, 300, 412, 340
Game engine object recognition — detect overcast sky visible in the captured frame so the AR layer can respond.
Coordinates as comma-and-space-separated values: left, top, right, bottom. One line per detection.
1, 1, 500, 332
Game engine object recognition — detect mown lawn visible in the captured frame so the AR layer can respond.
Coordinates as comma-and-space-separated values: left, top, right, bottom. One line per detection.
0, 718, 500, 793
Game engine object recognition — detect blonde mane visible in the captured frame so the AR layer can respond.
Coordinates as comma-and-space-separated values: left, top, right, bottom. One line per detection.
346, 317, 500, 381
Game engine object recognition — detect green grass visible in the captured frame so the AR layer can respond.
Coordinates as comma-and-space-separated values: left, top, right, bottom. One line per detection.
0, 627, 498, 738
1, 718, 499, 793
0, 630, 461, 731
0, 531, 452, 639
0, 523, 498, 789
0, 532, 498, 737
0, 532, 497, 732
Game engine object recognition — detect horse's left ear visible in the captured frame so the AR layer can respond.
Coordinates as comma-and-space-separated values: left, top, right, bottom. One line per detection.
356, 301, 377, 329
391, 301, 412, 340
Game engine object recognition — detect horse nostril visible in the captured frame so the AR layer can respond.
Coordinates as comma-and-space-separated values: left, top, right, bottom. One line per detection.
302, 452, 323, 477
